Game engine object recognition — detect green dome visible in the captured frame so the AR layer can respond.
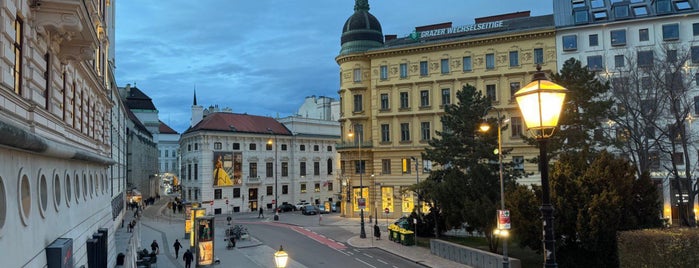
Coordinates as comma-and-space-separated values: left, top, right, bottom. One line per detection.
339, 0, 383, 55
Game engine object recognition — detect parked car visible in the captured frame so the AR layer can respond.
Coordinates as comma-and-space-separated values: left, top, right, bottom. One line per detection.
331, 203, 338, 212
302, 205, 319, 215
295, 201, 310, 210
278, 203, 295, 212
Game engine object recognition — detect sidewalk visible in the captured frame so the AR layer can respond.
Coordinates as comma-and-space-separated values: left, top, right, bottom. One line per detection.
325, 217, 468, 268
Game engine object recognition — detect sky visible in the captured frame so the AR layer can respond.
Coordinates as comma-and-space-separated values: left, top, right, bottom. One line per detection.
115, 1, 552, 133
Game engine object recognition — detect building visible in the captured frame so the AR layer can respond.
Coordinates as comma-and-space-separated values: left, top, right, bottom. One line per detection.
0, 0, 123, 267
159, 120, 180, 193
553, 0, 699, 225
179, 94, 340, 215
336, 0, 556, 217
120, 85, 159, 198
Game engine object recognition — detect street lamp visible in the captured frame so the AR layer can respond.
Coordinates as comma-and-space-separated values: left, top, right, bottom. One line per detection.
267, 128, 280, 221
274, 245, 288, 268
479, 107, 509, 268
514, 65, 567, 268
348, 125, 367, 238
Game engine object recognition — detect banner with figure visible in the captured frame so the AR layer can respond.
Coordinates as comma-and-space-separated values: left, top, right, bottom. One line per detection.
195, 216, 215, 266
213, 152, 242, 186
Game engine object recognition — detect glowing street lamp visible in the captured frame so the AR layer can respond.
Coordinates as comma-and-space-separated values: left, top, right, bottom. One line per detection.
514, 65, 567, 268
274, 245, 288, 268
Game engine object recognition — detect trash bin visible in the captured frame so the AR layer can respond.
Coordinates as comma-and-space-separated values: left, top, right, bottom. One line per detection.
401, 230, 415, 246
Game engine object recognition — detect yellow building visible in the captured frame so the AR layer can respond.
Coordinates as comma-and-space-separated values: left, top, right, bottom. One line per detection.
336, 1, 556, 218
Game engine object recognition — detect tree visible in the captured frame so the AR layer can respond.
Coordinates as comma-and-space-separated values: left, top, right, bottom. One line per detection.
422, 84, 505, 252
606, 45, 698, 226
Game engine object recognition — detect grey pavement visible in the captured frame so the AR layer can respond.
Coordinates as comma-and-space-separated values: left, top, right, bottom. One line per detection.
127, 197, 466, 268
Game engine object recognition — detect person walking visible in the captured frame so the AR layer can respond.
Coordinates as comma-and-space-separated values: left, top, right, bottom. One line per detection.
258, 207, 264, 218
150, 240, 159, 254
173, 239, 182, 258
183, 249, 194, 268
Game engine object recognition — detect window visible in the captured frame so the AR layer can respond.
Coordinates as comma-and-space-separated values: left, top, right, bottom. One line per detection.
486, 84, 497, 101
327, 159, 333, 175
214, 189, 222, 199
692, 46, 699, 63
380, 124, 391, 142
266, 162, 273, 177
327, 146, 332, 152
693, 23, 699, 36
314, 162, 320, 176
589, 34, 599, 46
611, 29, 626, 46
282, 185, 288, 194
534, 48, 544, 64
300, 144, 305, 151
355, 160, 366, 174
382, 159, 391, 174
613, 5, 630, 18
512, 156, 524, 170
266, 186, 273, 196
380, 65, 388, 80
614, 55, 625, 68
662, 24, 680, 41
301, 183, 307, 193
327, 182, 333, 192
300, 162, 306, 176
233, 188, 241, 198
401, 158, 412, 174
656, 0, 671, 13
400, 92, 409, 108
562, 35, 577, 51
463, 56, 472, 71
421, 122, 431, 141
441, 59, 449, 74
574, 10, 589, 24
13, 16, 22, 95
486, 53, 495, 69
229, 143, 238, 150
587, 55, 604, 71
266, 143, 272, 150
420, 61, 428, 76
314, 183, 320, 193
353, 94, 363, 112
633, 6, 648, 16
380, 93, 389, 110
509, 51, 519, 66
573, 0, 586, 8
694, 96, 699, 114
194, 164, 198, 180
281, 162, 288, 177
249, 143, 256, 150
511, 117, 523, 137
509, 82, 520, 99
639, 28, 649, 42
400, 123, 410, 141
675, 0, 692, 10
638, 51, 654, 67
248, 162, 258, 178
420, 90, 430, 107
441, 88, 450, 106
313, 145, 320, 151
400, 63, 408, 78
591, 0, 605, 8
353, 68, 361, 82
281, 144, 287, 151
592, 11, 607, 21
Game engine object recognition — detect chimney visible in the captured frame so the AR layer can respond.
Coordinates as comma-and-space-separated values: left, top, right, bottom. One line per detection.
384, 34, 397, 42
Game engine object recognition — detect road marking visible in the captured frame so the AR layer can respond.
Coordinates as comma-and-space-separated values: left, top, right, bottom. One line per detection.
377, 259, 388, 264
336, 249, 351, 256
363, 253, 373, 258
355, 257, 377, 268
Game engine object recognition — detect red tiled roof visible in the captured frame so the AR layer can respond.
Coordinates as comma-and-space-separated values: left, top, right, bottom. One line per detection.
185, 113, 291, 135
159, 120, 178, 134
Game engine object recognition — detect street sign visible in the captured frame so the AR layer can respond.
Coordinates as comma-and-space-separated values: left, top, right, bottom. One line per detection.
272, 199, 276, 204
497, 210, 511, 230
225, 199, 229, 205
358, 198, 366, 210
384, 208, 389, 214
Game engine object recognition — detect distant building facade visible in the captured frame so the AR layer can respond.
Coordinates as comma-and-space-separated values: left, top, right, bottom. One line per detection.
0, 1, 123, 267
120, 85, 159, 198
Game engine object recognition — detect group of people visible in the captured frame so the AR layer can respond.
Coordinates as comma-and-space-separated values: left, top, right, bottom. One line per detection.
147, 239, 194, 268
169, 199, 185, 214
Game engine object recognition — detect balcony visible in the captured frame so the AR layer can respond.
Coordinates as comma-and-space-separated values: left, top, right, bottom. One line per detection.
336, 141, 373, 150
246, 176, 261, 184
34, 0, 102, 64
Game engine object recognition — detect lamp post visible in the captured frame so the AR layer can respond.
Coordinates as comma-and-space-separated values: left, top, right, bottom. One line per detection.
267, 128, 280, 221
514, 65, 567, 268
348, 125, 367, 238
480, 108, 508, 268
274, 245, 288, 268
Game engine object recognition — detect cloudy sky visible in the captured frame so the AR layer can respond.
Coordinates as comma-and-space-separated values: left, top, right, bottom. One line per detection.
115, 1, 552, 133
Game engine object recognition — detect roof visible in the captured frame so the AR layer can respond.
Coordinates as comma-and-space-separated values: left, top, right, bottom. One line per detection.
159, 120, 179, 134
184, 112, 292, 136
125, 87, 157, 110
125, 107, 152, 138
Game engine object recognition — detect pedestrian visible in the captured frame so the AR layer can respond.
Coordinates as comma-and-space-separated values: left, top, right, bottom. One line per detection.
172, 202, 177, 214
258, 207, 264, 218
183, 249, 194, 268
150, 240, 159, 254
374, 224, 381, 240
173, 239, 182, 258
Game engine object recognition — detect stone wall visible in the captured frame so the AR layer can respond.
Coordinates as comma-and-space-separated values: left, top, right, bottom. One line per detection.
430, 239, 521, 268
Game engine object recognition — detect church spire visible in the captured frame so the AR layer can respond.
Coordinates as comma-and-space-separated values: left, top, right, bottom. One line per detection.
193, 88, 197, 106
354, 0, 369, 12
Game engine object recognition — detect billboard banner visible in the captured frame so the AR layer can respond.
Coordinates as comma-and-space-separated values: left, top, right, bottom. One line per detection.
213, 152, 242, 186
195, 216, 215, 266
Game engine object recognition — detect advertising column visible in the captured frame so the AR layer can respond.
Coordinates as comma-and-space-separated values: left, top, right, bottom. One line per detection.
190, 207, 206, 250
195, 216, 215, 267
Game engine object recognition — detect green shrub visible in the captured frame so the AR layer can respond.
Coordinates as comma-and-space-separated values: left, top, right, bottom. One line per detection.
618, 228, 699, 268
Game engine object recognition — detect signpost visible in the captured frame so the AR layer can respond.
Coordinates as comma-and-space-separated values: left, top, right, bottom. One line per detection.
497, 210, 511, 230
358, 198, 366, 210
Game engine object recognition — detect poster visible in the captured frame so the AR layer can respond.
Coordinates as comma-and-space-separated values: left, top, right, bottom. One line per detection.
196, 217, 215, 266
189, 208, 206, 247
213, 152, 242, 186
